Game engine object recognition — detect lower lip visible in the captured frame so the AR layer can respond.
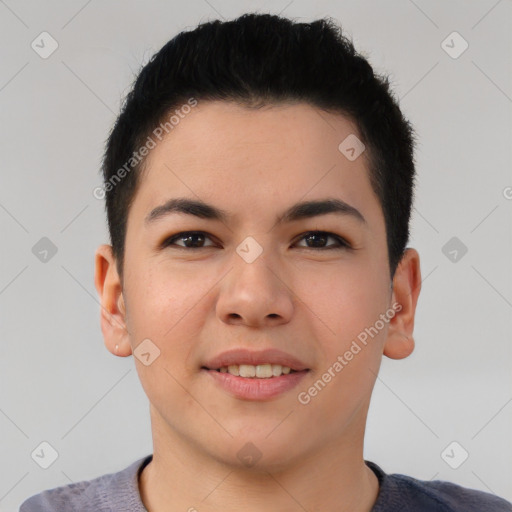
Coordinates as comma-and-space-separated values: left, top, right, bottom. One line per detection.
203, 369, 309, 400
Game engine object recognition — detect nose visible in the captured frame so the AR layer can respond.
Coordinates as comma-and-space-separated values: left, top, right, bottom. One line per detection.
216, 247, 295, 328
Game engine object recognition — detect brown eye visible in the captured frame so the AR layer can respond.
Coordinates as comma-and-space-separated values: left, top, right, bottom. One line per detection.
294, 231, 350, 250
162, 231, 216, 249
161, 230, 350, 251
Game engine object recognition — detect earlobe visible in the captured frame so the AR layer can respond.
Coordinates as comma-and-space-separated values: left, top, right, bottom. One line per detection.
383, 248, 421, 360
383, 333, 415, 359
94, 244, 132, 357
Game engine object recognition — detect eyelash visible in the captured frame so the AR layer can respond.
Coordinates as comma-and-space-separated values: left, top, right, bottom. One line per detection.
161, 231, 351, 251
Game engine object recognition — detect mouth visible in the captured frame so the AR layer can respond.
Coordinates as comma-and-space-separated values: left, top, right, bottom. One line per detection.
205, 364, 298, 378
201, 348, 310, 400
202, 347, 309, 373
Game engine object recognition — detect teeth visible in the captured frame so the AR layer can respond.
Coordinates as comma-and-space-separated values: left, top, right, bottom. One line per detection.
272, 364, 282, 376
256, 364, 272, 378
220, 364, 294, 378
228, 365, 239, 376
239, 364, 256, 378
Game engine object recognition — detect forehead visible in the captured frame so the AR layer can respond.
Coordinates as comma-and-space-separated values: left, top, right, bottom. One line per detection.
129, 101, 382, 230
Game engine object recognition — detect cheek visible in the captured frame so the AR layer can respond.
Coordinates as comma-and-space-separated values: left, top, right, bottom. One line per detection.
128, 261, 199, 324
302, 271, 389, 419
292, 260, 389, 418
125, 266, 209, 414
293, 260, 389, 346
126, 260, 235, 380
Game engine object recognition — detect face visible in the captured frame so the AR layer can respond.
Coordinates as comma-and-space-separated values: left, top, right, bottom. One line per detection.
96, 100, 420, 471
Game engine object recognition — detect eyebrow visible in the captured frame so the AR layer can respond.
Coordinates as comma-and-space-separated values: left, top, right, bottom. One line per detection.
145, 197, 367, 226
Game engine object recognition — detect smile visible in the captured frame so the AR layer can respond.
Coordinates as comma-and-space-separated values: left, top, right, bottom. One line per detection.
215, 364, 295, 378
202, 366, 309, 400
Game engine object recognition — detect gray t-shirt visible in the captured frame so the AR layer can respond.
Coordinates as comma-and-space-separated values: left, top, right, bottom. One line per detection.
19, 454, 512, 511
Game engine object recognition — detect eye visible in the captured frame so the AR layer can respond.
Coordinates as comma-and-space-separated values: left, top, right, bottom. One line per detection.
161, 230, 351, 251
293, 231, 351, 250
162, 231, 217, 249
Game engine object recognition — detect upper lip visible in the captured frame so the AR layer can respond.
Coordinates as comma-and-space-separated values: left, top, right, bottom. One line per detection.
202, 348, 309, 371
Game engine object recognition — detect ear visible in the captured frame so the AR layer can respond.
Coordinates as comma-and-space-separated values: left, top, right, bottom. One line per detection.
94, 244, 132, 357
383, 248, 421, 360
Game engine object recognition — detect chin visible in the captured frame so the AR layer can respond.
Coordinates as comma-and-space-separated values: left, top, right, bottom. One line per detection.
215, 433, 306, 473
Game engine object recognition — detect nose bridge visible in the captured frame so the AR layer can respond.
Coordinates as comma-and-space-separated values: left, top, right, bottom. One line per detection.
216, 236, 294, 326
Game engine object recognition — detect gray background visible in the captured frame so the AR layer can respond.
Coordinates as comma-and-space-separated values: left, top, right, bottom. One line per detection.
1, 0, 511, 510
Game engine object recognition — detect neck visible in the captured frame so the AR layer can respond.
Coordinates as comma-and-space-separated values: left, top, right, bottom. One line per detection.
139, 409, 380, 512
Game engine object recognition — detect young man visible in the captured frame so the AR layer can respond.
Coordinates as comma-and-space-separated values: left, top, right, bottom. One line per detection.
20, 13, 511, 512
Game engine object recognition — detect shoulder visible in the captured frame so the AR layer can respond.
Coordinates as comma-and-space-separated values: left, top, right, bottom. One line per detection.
389, 473, 512, 512
19, 455, 152, 512
367, 461, 512, 512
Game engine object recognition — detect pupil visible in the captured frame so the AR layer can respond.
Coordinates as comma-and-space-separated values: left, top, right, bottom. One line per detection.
185, 233, 203, 247
307, 233, 326, 247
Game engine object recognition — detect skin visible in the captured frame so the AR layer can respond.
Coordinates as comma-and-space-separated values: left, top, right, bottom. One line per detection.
95, 101, 421, 512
